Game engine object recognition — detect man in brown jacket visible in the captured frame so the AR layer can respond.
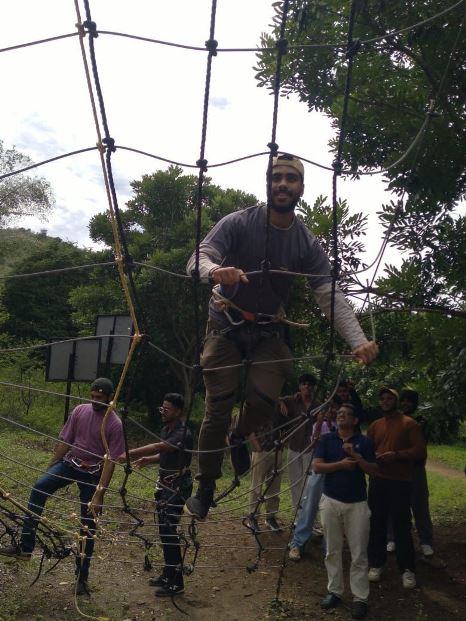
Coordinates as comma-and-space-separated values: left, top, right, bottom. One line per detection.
367, 387, 427, 589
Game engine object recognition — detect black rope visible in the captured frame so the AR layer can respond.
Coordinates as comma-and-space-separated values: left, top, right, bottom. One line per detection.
264, 0, 291, 269
0, 146, 99, 181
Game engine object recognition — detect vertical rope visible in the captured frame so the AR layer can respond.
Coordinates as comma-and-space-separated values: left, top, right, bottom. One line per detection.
264, 0, 291, 268
182, 0, 219, 479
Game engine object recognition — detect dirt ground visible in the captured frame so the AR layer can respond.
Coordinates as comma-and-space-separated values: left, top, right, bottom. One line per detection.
0, 514, 465, 621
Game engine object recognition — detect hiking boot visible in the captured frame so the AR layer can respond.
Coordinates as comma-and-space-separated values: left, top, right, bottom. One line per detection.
76, 579, 91, 596
246, 516, 259, 533
184, 486, 214, 521
0, 544, 31, 560
265, 516, 283, 532
320, 592, 341, 609
229, 431, 251, 477
402, 570, 416, 589
155, 583, 184, 597
149, 573, 169, 587
368, 567, 382, 582
288, 546, 301, 562
351, 600, 368, 619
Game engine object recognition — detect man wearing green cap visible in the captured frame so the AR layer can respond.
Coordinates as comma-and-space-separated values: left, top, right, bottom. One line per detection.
185, 154, 379, 520
0, 378, 125, 595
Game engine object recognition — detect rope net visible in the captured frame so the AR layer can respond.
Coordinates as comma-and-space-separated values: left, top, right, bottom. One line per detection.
0, 1, 464, 619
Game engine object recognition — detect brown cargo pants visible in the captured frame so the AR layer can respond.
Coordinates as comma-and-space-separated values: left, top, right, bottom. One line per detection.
197, 319, 293, 483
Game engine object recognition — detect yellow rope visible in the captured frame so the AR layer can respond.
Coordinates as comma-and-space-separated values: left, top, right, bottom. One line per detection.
0, 485, 87, 541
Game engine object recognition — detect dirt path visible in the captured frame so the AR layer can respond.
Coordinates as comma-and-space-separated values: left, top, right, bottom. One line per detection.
426, 458, 465, 480
1, 520, 465, 621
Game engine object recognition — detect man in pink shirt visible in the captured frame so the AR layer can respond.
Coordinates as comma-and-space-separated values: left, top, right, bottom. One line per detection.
0, 378, 125, 595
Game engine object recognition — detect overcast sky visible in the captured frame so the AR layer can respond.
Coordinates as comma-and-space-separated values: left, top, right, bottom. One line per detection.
1, 0, 398, 278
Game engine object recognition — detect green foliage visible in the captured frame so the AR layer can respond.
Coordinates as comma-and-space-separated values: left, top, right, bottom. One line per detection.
298, 195, 368, 277
85, 166, 259, 412
0, 140, 54, 226
1, 236, 93, 340
255, 2, 466, 438
257, 0, 466, 306
256, 1, 465, 213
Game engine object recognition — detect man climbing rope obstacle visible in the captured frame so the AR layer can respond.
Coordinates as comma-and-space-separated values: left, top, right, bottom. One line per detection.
184, 154, 379, 520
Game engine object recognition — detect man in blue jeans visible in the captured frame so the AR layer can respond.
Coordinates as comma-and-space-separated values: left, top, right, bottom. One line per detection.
0, 378, 125, 595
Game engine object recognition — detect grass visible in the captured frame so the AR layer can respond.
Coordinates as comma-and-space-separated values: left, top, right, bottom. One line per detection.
1, 427, 465, 621
427, 469, 466, 523
428, 443, 466, 472
2, 426, 465, 528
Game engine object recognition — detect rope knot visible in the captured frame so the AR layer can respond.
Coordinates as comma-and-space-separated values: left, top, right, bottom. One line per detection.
331, 263, 340, 280
426, 99, 439, 117
75, 23, 86, 38
346, 38, 361, 59
124, 253, 135, 271
196, 158, 208, 172
260, 259, 271, 273
190, 267, 200, 281
82, 20, 98, 38
139, 332, 150, 344
275, 38, 288, 54
267, 142, 279, 156
103, 137, 116, 152
205, 39, 218, 55
332, 159, 343, 175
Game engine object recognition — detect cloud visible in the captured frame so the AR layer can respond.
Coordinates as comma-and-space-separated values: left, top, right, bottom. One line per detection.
15, 114, 63, 162
210, 96, 230, 110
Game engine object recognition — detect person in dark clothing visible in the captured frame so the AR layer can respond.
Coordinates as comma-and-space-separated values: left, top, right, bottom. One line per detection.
336, 380, 366, 424
386, 389, 436, 559
279, 372, 319, 512
367, 387, 426, 590
124, 393, 192, 597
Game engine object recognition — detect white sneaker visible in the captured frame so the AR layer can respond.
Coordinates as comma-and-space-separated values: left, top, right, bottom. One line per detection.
386, 541, 396, 553
402, 570, 416, 589
420, 544, 434, 557
368, 567, 382, 582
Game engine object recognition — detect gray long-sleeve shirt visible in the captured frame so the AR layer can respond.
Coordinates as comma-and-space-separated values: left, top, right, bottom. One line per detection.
187, 205, 367, 349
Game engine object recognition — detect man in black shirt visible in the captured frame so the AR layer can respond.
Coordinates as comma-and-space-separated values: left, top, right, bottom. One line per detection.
124, 393, 192, 597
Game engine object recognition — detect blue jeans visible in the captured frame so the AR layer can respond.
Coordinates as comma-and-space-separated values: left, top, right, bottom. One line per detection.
291, 472, 324, 549
21, 460, 99, 579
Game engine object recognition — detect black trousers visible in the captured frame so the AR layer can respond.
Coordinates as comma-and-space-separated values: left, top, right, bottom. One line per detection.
368, 477, 416, 573
387, 462, 433, 547
155, 474, 192, 586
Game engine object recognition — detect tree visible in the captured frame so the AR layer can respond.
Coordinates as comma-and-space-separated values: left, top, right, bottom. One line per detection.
255, 2, 466, 439
256, 1, 465, 214
1, 235, 94, 340
77, 166, 258, 413
0, 141, 54, 226
256, 1, 465, 297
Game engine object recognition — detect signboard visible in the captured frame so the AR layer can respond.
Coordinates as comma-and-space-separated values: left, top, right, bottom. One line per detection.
46, 338, 101, 382
95, 315, 133, 365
